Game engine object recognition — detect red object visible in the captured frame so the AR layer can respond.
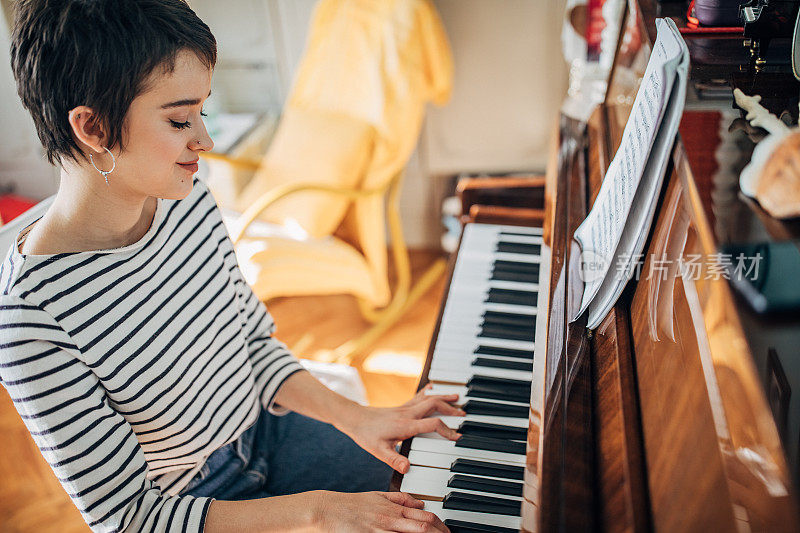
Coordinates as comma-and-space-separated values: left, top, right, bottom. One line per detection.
0, 194, 37, 224
682, 0, 743, 33
586, 0, 607, 62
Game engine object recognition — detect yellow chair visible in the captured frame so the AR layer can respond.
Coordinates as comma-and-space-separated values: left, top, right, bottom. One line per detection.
203, 0, 453, 363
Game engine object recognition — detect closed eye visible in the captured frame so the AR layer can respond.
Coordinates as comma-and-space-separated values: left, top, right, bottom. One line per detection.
170, 110, 208, 130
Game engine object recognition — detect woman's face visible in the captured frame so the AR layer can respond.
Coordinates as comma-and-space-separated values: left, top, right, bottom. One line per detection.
114, 49, 214, 200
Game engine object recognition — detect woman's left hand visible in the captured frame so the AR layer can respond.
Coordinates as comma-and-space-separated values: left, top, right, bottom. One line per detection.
338, 384, 465, 474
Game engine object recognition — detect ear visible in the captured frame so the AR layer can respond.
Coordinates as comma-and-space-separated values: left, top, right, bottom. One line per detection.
68, 106, 107, 154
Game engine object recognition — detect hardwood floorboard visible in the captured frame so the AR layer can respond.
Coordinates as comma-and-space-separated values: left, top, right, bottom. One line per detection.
0, 248, 446, 531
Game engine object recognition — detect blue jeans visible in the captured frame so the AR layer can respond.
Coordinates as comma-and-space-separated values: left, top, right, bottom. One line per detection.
180, 410, 392, 499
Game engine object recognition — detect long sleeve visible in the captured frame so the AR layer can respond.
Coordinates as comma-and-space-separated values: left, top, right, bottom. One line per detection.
229, 260, 305, 416
201, 179, 305, 415
0, 297, 212, 533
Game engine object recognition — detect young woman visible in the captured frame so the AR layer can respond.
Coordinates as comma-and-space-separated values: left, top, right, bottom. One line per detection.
1, 1, 461, 531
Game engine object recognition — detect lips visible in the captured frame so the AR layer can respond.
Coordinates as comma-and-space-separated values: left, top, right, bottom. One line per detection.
177, 160, 199, 173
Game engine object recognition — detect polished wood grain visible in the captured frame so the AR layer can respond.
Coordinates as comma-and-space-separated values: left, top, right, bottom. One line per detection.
592, 307, 651, 533
525, 1, 800, 530
467, 205, 545, 227
457, 175, 546, 217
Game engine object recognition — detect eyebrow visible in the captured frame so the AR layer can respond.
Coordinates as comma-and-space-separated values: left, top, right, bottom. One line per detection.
160, 90, 212, 109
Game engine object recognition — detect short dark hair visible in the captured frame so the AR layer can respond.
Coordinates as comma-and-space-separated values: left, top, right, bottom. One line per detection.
11, 0, 217, 165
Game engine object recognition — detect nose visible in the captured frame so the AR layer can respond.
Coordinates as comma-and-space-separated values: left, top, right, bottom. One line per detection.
192, 121, 214, 152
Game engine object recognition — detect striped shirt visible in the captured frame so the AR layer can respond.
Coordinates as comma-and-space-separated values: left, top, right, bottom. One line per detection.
0, 179, 304, 532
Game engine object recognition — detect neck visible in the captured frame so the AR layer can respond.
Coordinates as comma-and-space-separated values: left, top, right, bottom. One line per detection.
44, 167, 157, 252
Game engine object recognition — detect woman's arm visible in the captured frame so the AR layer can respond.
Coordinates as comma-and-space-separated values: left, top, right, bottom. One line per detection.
0, 296, 211, 532
271, 370, 361, 425
204, 490, 448, 533
273, 372, 463, 474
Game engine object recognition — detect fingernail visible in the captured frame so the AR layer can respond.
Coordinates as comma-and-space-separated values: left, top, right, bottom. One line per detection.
458, 410, 466, 416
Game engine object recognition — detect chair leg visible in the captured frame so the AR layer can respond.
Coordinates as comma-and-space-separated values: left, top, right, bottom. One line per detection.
356, 172, 412, 325
328, 258, 447, 366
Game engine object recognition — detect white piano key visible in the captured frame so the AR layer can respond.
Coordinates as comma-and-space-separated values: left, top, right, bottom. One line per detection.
407, 449, 523, 470
467, 222, 543, 237
428, 366, 533, 384
422, 500, 523, 530
481, 302, 539, 315
400, 465, 523, 501
431, 352, 533, 364
410, 436, 526, 465
491, 233, 543, 245
434, 336, 535, 353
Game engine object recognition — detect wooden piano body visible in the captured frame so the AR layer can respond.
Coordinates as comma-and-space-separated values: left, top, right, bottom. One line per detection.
394, 0, 800, 531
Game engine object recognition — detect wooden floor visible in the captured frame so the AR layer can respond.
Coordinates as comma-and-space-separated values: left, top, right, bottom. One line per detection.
0, 249, 447, 532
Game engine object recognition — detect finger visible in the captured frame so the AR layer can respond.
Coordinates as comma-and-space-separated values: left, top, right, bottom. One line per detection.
379, 444, 411, 473
410, 397, 463, 418
413, 418, 461, 441
421, 511, 449, 533
409, 398, 439, 418
405, 384, 434, 406
433, 399, 465, 416
431, 514, 450, 533
423, 393, 460, 403
384, 491, 425, 509
386, 517, 431, 533
401, 506, 436, 524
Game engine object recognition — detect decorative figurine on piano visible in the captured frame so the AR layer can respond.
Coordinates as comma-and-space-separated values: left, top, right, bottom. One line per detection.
735, 88, 800, 218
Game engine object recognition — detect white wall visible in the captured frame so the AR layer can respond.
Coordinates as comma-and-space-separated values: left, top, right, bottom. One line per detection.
0, 7, 59, 201
410, 0, 568, 246
424, 0, 568, 176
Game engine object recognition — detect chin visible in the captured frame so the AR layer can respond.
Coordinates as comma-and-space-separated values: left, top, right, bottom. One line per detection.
159, 177, 195, 200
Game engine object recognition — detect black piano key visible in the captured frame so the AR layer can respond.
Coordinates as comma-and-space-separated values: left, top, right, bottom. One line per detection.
443, 491, 522, 517
447, 474, 524, 497
456, 435, 526, 455
479, 319, 535, 334
473, 357, 533, 372
500, 230, 541, 238
469, 375, 531, 390
474, 345, 533, 360
495, 241, 541, 256
482, 311, 536, 329
485, 288, 537, 306
444, 519, 518, 533
458, 420, 528, 441
492, 260, 540, 275
490, 269, 540, 284
463, 400, 529, 419
468, 376, 531, 401
478, 325, 534, 342
467, 383, 529, 403
450, 458, 525, 480
480, 315, 535, 329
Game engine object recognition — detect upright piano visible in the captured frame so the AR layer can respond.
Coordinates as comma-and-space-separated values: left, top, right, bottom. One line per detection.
392, 1, 800, 531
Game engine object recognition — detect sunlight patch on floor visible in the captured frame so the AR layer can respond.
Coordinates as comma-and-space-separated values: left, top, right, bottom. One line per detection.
361, 350, 424, 377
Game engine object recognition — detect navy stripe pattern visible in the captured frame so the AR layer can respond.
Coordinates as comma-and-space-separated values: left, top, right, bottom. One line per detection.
0, 179, 304, 532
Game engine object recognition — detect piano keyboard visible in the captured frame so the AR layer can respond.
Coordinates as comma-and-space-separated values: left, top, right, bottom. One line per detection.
401, 223, 543, 533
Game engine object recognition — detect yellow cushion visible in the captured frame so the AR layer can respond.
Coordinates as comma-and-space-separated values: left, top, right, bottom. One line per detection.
236, 108, 374, 239
236, 234, 390, 306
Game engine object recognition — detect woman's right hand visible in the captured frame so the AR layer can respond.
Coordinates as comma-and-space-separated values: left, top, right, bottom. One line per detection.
312, 490, 449, 533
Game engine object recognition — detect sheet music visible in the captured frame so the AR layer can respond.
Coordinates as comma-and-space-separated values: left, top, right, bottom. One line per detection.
573, 18, 689, 328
